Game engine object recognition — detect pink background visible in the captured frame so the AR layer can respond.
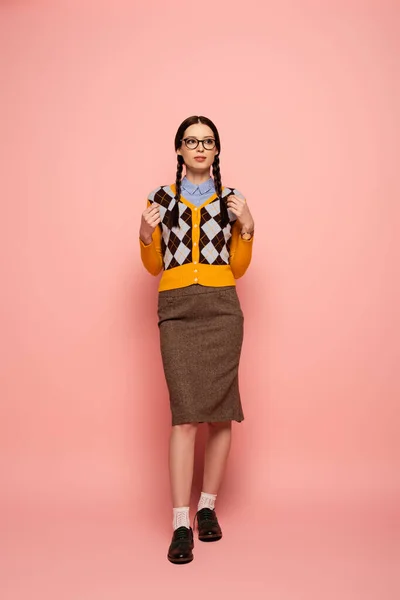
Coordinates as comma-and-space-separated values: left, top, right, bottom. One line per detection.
1, 1, 399, 598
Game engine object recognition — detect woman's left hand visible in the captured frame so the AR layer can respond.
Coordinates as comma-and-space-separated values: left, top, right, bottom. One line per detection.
226, 195, 254, 232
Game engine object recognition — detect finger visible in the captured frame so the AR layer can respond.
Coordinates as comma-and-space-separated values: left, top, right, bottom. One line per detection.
145, 213, 156, 222
148, 217, 161, 227
146, 204, 160, 213
144, 207, 160, 218
228, 206, 240, 216
148, 216, 161, 227
229, 202, 248, 216
227, 197, 243, 207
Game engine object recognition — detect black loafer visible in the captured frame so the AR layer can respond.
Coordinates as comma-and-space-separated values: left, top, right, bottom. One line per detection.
167, 526, 194, 564
194, 508, 222, 542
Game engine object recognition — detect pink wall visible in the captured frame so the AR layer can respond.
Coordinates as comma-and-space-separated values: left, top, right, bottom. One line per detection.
1, 0, 399, 523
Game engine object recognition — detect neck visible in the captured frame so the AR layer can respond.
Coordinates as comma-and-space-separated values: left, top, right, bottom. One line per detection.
184, 168, 211, 185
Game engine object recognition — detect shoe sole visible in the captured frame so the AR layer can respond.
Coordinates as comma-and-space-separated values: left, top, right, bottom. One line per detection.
198, 534, 222, 542
167, 555, 194, 564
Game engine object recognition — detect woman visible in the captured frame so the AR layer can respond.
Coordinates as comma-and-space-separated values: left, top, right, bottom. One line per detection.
139, 115, 254, 564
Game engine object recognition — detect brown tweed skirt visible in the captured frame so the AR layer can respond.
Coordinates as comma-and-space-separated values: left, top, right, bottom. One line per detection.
157, 284, 245, 426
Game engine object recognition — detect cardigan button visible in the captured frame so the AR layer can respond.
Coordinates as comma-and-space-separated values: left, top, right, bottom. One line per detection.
194, 278, 198, 282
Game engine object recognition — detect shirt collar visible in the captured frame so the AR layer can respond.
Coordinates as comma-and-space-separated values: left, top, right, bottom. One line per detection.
181, 176, 215, 195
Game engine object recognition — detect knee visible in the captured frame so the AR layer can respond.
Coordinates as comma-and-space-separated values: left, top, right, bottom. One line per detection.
173, 423, 198, 437
208, 421, 232, 431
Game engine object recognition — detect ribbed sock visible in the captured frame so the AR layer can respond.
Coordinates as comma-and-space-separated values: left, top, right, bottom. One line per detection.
173, 506, 190, 530
198, 492, 217, 512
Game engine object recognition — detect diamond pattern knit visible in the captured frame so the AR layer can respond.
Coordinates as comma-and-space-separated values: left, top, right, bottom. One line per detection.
148, 185, 243, 271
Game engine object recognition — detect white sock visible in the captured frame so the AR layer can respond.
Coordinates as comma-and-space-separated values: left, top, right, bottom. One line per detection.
173, 506, 190, 530
198, 492, 217, 512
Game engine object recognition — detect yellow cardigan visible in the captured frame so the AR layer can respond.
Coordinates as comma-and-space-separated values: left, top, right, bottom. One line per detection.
140, 189, 254, 292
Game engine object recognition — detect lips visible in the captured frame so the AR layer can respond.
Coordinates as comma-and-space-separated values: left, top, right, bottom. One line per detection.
194, 157, 206, 161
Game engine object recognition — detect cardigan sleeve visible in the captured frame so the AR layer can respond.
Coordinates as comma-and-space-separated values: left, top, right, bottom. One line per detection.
229, 220, 254, 279
139, 200, 164, 276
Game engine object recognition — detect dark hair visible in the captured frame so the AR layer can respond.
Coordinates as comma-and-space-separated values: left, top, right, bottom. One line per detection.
169, 116, 229, 229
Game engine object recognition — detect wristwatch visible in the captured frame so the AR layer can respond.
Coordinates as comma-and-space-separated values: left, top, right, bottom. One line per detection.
241, 229, 254, 241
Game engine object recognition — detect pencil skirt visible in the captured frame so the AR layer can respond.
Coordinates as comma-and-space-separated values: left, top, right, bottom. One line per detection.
157, 284, 245, 426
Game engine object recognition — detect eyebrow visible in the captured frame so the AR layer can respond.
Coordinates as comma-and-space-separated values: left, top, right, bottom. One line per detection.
185, 136, 215, 139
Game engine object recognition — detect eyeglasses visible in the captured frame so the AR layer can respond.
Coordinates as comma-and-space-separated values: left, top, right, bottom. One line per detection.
181, 137, 216, 150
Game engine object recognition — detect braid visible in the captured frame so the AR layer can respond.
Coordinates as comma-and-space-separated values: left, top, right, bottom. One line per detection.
171, 155, 184, 228
212, 155, 229, 228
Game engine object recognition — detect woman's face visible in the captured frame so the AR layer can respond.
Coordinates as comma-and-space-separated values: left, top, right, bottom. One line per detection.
177, 123, 218, 172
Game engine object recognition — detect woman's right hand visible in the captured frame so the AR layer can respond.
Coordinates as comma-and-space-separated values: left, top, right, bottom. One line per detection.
139, 203, 161, 245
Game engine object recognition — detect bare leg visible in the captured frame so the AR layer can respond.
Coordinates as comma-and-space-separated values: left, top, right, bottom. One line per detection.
202, 421, 232, 494
169, 423, 198, 507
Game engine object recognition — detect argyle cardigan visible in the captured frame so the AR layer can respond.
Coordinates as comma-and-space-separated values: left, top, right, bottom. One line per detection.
140, 183, 254, 291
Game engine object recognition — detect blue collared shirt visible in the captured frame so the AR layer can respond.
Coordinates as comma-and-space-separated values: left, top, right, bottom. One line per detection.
180, 176, 216, 206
